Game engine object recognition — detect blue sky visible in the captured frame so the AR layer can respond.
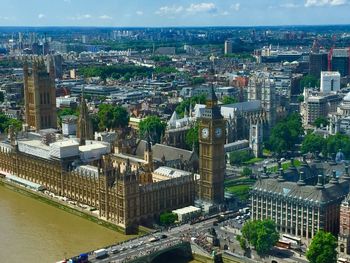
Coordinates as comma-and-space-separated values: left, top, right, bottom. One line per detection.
0, 0, 349, 27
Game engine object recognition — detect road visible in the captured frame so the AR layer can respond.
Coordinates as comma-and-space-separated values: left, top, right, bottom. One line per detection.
77, 211, 309, 263
89, 236, 182, 263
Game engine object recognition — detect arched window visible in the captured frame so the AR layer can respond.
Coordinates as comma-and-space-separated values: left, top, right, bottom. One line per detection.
340, 244, 345, 253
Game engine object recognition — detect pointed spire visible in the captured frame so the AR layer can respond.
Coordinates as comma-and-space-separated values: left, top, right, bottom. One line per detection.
277, 168, 285, 182
344, 165, 350, 180
315, 175, 325, 189
184, 107, 188, 118
297, 171, 306, 186
189, 102, 193, 118
146, 130, 152, 152
330, 170, 339, 184
206, 84, 218, 104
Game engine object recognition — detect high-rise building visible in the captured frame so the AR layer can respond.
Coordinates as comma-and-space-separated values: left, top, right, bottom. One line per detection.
198, 87, 226, 206
301, 89, 342, 126
330, 48, 350, 77
309, 53, 328, 78
320, 71, 341, 94
46, 54, 63, 79
224, 40, 232, 55
24, 58, 57, 131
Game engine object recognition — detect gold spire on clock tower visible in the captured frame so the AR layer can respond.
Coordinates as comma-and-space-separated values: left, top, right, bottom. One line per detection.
198, 86, 226, 204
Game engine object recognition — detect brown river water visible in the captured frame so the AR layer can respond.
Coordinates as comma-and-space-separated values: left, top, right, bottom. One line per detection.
0, 185, 199, 263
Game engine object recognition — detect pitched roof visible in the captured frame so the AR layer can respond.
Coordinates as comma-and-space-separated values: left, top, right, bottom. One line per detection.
252, 177, 349, 206
135, 140, 195, 162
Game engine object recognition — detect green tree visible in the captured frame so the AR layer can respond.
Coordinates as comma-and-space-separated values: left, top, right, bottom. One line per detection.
221, 96, 237, 105
191, 77, 206, 86
237, 235, 248, 250
301, 133, 326, 155
57, 108, 79, 119
314, 117, 329, 128
297, 95, 304, 103
150, 55, 171, 62
325, 133, 350, 158
97, 104, 129, 131
229, 150, 253, 166
241, 167, 253, 177
300, 75, 320, 91
139, 116, 166, 144
242, 220, 279, 255
306, 231, 337, 263
185, 123, 199, 150
154, 67, 178, 74
159, 212, 178, 226
79, 65, 153, 81
269, 113, 303, 155
0, 113, 22, 133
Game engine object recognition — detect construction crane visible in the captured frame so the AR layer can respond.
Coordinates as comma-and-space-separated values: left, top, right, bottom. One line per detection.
328, 47, 333, 71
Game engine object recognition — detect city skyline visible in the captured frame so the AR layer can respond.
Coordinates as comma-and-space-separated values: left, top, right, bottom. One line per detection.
0, 0, 349, 27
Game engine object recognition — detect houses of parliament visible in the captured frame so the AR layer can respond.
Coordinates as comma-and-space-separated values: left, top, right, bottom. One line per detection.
0, 59, 226, 233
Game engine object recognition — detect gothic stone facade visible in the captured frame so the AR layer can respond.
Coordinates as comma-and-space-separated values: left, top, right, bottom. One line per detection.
0, 147, 196, 233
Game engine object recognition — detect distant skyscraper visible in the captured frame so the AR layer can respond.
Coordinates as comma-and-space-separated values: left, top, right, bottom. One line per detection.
320, 71, 341, 94
330, 48, 350, 77
309, 52, 328, 78
24, 58, 57, 131
224, 40, 232, 55
46, 54, 63, 79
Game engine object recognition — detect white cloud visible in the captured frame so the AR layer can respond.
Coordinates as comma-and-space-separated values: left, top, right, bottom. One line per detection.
69, 14, 92, 20
99, 15, 112, 20
305, 0, 347, 7
0, 16, 11, 20
81, 14, 92, 19
280, 3, 300, 8
38, 14, 45, 19
186, 3, 218, 14
136, 11, 144, 16
231, 3, 241, 11
155, 5, 184, 16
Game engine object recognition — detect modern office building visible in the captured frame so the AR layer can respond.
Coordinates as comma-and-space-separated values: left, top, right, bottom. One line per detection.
330, 48, 350, 77
309, 52, 328, 78
320, 71, 341, 94
224, 40, 232, 55
301, 89, 342, 126
251, 166, 350, 242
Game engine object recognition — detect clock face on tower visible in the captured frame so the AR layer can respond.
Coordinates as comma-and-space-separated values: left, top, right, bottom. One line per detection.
201, 128, 209, 139
215, 127, 222, 138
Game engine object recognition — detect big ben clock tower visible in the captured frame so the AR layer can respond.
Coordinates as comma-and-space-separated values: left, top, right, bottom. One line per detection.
198, 86, 226, 205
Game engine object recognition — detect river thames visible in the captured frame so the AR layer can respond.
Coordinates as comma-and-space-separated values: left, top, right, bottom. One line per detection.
0, 185, 200, 263
0, 185, 136, 262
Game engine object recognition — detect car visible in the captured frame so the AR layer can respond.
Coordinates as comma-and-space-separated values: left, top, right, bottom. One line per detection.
111, 248, 119, 254
160, 234, 168, 239
120, 247, 127, 251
